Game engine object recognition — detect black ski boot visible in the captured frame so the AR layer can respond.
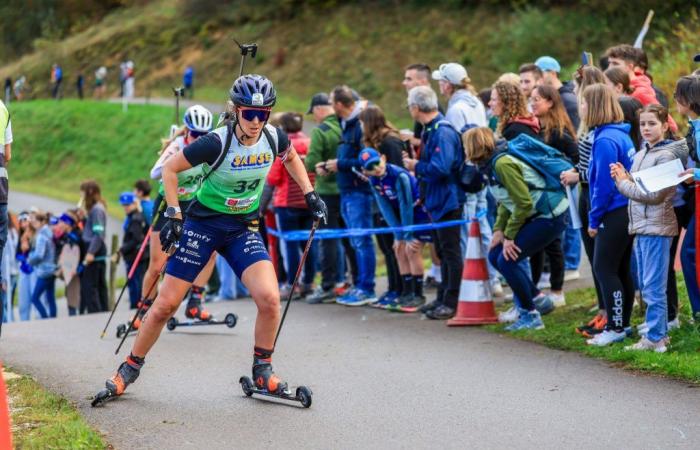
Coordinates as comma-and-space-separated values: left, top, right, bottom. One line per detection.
92, 354, 144, 406
252, 348, 289, 395
185, 286, 212, 321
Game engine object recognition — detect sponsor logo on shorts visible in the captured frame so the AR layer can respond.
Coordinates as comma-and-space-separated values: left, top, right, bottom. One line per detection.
186, 238, 199, 250
185, 230, 212, 243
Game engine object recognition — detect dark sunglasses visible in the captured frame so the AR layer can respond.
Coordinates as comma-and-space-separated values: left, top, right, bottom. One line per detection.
239, 107, 271, 122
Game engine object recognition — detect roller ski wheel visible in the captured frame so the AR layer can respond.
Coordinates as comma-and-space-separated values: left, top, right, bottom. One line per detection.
165, 313, 237, 331
238, 376, 313, 408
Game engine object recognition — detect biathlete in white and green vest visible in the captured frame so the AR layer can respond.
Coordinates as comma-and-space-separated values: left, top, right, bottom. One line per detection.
135, 105, 216, 328
100, 74, 327, 399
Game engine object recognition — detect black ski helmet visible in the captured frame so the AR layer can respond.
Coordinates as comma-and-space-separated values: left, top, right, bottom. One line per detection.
229, 74, 276, 108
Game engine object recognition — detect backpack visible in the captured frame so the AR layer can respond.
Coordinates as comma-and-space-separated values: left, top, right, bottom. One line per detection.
489, 134, 572, 216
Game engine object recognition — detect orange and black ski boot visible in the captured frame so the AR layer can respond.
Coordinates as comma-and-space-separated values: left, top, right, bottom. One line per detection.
252, 347, 289, 395
92, 353, 144, 406
185, 286, 212, 321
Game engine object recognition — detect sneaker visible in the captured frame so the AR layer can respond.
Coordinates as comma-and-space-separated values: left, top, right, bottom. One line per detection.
586, 329, 626, 347
625, 336, 669, 353
564, 270, 580, 281
533, 294, 555, 315
279, 284, 302, 300
424, 304, 455, 320
333, 282, 352, 297
536, 272, 551, 289
419, 299, 441, 314
498, 305, 520, 323
549, 293, 566, 307
637, 321, 649, 335
576, 313, 604, 336
305, 287, 335, 304
491, 280, 504, 297
336, 289, 377, 307
371, 291, 399, 309
668, 317, 680, 330
581, 315, 607, 338
505, 309, 544, 331
424, 276, 440, 290
395, 293, 426, 313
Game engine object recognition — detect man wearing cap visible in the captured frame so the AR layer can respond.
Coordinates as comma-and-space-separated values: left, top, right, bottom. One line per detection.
118, 192, 149, 309
304, 93, 353, 304
402, 86, 464, 320
0, 99, 11, 332
535, 56, 580, 129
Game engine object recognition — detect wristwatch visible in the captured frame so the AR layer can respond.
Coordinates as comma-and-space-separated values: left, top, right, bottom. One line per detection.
164, 206, 182, 218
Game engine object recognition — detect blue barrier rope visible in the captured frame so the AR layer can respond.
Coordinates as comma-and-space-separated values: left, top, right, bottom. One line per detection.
267, 209, 487, 241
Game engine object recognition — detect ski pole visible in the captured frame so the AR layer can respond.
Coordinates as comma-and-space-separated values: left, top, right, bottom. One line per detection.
114, 254, 170, 355
100, 227, 152, 338
234, 39, 258, 77
273, 219, 320, 348
172, 86, 184, 125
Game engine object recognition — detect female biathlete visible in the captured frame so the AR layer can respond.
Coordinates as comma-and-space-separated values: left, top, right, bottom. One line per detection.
99, 74, 327, 399
131, 105, 217, 331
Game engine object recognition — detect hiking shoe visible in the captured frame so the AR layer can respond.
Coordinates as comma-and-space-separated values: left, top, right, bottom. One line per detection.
533, 294, 555, 315
564, 270, 580, 281
625, 336, 669, 353
371, 291, 399, 308
498, 305, 520, 323
424, 304, 455, 320
505, 310, 544, 331
305, 287, 335, 304
586, 329, 626, 347
336, 289, 376, 307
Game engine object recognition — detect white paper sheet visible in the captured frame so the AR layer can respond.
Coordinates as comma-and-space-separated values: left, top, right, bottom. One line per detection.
631, 158, 692, 195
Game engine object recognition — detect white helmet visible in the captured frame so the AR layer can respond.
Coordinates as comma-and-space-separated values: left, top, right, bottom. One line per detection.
183, 105, 213, 133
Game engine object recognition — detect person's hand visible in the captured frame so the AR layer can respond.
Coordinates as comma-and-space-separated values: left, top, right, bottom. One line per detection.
84, 253, 95, 265
305, 191, 328, 224
610, 162, 630, 182
407, 239, 422, 253
560, 169, 579, 186
680, 168, 697, 185
588, 227, 598, 238
403, 156, 418, 171
159, 217, 184, 255
502, 239, 521, 261
315, 161, 329, 176
490, 230, 504, 249
325, 159, 338, 173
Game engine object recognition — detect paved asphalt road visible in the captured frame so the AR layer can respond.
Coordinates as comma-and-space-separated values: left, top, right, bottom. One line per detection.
2, 293, 700, 449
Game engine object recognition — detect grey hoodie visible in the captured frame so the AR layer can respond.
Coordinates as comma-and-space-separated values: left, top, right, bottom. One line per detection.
445, 89, 487, 132
616, 139, 689, 237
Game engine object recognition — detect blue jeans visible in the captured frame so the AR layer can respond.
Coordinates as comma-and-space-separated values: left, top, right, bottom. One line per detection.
462, 189, 498, 284
680, 214, 700, 315
488, 214, 568, 311
18, 271, 37, 320
124, 260, 146, 309
216, 254, 248, 299
31, 276, 56, 319
340, 191, 376, 293
276, 207, 318, 286
634, 235, 671, 342
562, 212, 582, 270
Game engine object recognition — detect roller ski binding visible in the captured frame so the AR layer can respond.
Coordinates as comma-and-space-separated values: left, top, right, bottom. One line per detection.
116, 299, 152, 339
91, 355, 143, 407
239, 351, 312, 408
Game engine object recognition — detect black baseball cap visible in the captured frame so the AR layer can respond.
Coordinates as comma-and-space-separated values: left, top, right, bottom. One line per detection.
306, 93, 331, 114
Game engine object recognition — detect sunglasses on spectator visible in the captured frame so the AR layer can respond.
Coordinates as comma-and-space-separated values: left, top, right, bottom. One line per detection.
239, 107, 271, 122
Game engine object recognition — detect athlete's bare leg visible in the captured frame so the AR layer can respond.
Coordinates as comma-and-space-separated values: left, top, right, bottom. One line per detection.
241, 260, 280, 349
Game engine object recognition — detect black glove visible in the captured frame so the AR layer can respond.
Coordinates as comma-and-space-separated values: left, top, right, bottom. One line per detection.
160, 217, 183, 254
305, 191, 328, 224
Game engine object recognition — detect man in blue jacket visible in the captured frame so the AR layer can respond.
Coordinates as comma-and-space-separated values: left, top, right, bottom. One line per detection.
403, 86, 465, 320
324, 86, 376, 306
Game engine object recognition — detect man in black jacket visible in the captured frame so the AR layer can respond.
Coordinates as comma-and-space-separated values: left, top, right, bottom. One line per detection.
118, 192, 149, 309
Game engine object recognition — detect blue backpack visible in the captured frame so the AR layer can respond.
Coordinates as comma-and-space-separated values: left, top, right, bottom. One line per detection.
489, 134, 573, 216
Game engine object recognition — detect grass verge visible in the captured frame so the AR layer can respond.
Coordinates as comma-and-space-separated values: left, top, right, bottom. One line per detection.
5, 369, 106, 449
488, 283, 700, 384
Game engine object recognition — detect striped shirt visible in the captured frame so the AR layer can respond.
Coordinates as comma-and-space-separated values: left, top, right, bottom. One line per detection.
576, 130, 594, 183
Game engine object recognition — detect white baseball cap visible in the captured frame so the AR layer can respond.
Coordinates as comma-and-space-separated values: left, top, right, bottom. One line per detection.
432, 63, 468, 84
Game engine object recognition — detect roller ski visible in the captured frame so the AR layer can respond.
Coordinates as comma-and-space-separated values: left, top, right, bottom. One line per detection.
239, 349, 312, 408
91, 354, 144, 407
166, 312, 237, 331
166, 287, 238, 331
115, 299, 152, 339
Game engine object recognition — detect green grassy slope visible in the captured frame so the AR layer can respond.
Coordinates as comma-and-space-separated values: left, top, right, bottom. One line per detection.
9, 100, 171, 212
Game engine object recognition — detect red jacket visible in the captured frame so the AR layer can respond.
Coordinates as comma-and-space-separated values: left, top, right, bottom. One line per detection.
630, 71, 678, 132
267, 131, 315, 208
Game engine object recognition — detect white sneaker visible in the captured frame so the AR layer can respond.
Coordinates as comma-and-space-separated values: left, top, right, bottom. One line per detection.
498, 305, 520, 323
625, 336, 668, 353
491, 280, 504, 297
586, 329, 626, 347
536, 272, 551, 289
564, 270, 580, 281
668, 318, 680, 330
549, 293, 566, 307
637, 322, 649, 335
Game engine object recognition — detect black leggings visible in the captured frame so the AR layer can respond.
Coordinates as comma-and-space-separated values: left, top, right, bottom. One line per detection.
591, 207, 634, 331
375, 213, 401, 293
579, 184, 605, 310
431, 210, 464, 308
531, 238, 564, 291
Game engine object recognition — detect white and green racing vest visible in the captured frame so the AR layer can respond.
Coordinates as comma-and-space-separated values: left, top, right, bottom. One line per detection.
197, 124, 279, 215
158, 136, 203, 201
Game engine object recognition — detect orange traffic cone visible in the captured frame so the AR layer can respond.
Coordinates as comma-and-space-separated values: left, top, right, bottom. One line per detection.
0, 362, 13, 450
447, 218, 498, 326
